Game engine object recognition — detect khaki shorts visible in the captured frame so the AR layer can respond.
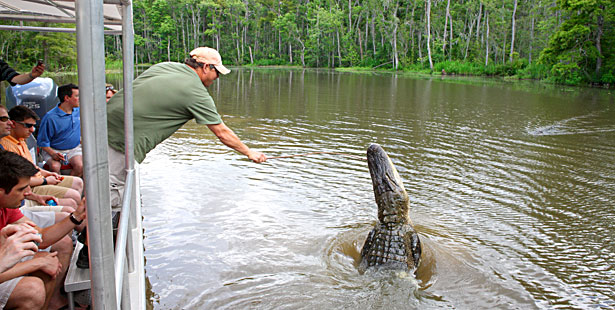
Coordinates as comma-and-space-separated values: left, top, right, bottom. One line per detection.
35, 175, 75, 189
32, 185, 69, 198
108, 146, 127, 208
31, 176, 77, 200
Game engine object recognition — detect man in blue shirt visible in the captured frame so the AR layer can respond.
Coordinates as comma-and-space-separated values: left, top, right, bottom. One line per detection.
37, 83, 83, 177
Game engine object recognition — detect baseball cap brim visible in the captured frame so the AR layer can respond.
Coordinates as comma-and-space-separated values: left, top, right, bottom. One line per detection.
214, 64, 230, 75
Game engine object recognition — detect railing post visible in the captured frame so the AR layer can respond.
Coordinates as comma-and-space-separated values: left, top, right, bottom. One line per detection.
75, 0, 117, 309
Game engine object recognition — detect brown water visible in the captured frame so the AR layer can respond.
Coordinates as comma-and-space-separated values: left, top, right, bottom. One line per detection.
43, 69, 615, 309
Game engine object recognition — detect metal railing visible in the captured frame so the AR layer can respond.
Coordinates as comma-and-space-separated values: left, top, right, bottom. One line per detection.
77, 0, 139, 308
114, 0, 137, 309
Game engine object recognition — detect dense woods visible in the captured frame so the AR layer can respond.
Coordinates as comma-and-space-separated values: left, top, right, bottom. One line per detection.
1, 0, 614, 86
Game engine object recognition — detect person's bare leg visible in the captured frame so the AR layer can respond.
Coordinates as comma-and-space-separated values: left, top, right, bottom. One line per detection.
69, 177, 83, 195
4, 277, 47, 309
69, 155, 83, 177
47, 236, 73, 310
57, 197, 77, 210
46, 159, 62, 174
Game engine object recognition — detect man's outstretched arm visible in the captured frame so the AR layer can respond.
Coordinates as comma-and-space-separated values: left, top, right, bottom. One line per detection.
207, 122, 267, 163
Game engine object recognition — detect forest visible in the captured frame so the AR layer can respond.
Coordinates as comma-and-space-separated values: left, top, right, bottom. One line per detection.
1, 0, 614, 86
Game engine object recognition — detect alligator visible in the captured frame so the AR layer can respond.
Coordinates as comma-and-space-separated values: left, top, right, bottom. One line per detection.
359, 144, 421, 272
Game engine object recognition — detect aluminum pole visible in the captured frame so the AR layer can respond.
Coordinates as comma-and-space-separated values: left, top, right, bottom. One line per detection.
121, 0, 137, 277
75, 0, 117, 309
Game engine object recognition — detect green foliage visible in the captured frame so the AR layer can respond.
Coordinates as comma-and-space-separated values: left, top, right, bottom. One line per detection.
549, 62, 583, 85
599, 71, 615, 84
2, 0, 614, 87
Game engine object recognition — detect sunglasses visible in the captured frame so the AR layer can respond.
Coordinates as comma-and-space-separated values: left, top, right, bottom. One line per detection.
14, 121, 36, 128
208, 64, 220, 77
106, 85, 114, 91
0, 116, 8, 122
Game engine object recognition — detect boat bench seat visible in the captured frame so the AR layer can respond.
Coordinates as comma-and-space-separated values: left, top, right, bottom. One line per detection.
64, 242, 90, 310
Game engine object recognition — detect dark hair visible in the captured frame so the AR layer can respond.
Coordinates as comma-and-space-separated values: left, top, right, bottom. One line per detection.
0, 150, 38, 194
8, 105, 39, 122
58, 83, 79, 103
184, 57, 204, 69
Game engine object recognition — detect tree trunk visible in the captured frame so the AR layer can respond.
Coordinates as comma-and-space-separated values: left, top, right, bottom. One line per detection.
418, 28, 423, 64
371, 16, 376, 56
509, 0, 518, 63
476, 2, 482, 41
464, 12, 476, 60
358, 28, 364, 61
449, 8, 453, 60
289, 42, 293, 64
529, 16, 534, 64
426, 0, 433, 70
393, 23, 399, 70
443, 0, 450, 56
485, 11, 490, 66
337, 29, 342, 67
595, 4, 604, 76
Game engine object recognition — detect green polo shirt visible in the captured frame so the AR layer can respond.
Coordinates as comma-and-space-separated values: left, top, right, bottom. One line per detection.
107, 62, 222, 163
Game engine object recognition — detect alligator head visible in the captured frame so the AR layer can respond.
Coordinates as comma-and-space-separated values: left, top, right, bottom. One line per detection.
359, 143, 421, 271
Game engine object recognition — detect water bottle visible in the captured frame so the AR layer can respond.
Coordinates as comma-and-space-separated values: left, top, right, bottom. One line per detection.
46, 199, 57, 206
62, 153, 69, 166
33, 233, 42, 247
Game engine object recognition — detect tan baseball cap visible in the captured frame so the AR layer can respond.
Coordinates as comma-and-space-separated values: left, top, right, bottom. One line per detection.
189, 47, 230, 75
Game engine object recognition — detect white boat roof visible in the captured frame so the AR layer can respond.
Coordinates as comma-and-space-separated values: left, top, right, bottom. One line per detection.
0, 0, 123, 33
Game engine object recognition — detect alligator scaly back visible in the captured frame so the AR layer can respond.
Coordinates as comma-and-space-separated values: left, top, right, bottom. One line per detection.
359, 144, 421, 271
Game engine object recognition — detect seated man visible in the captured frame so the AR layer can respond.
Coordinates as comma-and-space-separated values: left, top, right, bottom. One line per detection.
105, 83, 117, 103
38, 83, 83, 177
0, 223, 42, 274
0, 106, 83, 207
0, 105, 75, 214
0, 150, 85, 309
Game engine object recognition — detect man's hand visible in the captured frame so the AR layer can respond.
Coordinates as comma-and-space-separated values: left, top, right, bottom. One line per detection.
247, 150, 267, 163
9, 62, 45, 85
30, 62, 45, 79
23, 192, 57, 206
0, 223, 41, 272
51, 152, 65, 162
39, 169, 61, 179
43, 176, 61, 186
73, 198, 87, 223
33, 251, 61, 279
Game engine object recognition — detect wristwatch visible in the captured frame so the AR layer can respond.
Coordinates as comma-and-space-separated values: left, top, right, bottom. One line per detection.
69, 212, 84, 225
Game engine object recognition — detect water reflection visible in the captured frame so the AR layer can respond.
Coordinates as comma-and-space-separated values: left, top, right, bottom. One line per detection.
137, 69, 615, 309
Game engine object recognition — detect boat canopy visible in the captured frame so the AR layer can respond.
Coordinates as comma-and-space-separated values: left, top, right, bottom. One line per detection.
0, 0, 123, 33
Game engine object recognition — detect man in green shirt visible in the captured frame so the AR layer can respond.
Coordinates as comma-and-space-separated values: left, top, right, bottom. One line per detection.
106, 47, 267, 207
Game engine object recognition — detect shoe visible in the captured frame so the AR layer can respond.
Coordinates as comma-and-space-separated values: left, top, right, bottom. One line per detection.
76, 245, 89, 269
112, 211, 120, 244
77, 229, 87, 244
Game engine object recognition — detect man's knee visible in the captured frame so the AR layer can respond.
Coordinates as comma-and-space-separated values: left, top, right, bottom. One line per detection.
61, 198, 77, 209
48, 160, 61, 173
71, 160, 83, 176
51, 235, 74, 260
63, 188, 82, 203
71, 177, 84, 194
7, 277, 46, 309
